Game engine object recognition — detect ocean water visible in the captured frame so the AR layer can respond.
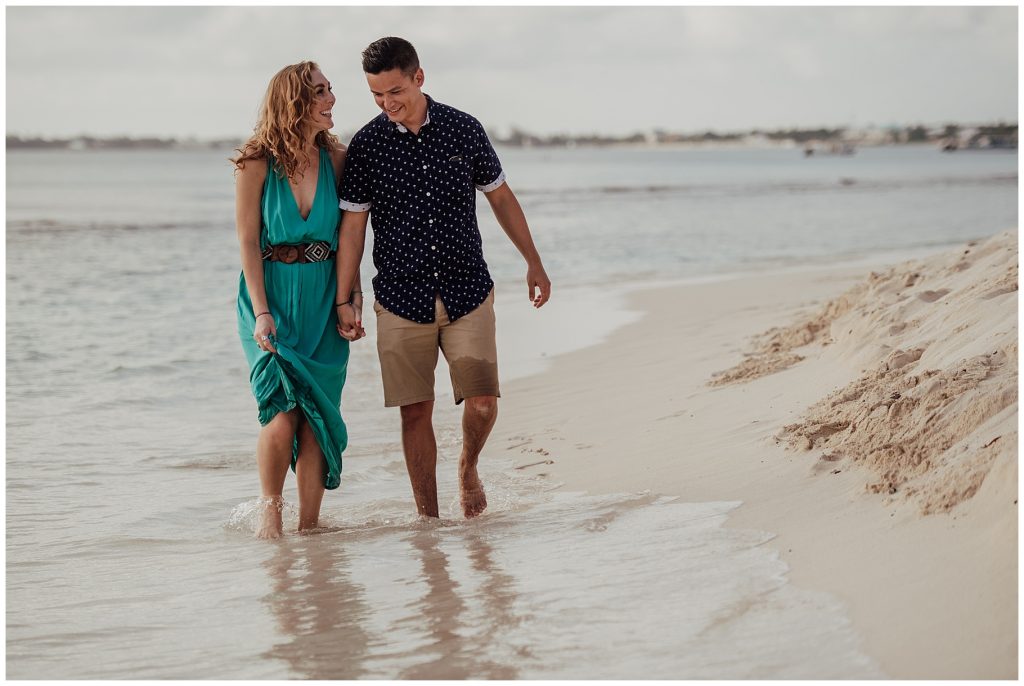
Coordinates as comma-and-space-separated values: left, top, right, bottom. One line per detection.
5, 144, 1016, 678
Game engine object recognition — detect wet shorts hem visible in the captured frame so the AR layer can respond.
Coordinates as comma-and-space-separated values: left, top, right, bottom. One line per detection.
454, 387, 502, 405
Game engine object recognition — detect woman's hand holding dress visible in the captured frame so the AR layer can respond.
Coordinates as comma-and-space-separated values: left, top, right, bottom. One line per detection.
254, 313, 278, 353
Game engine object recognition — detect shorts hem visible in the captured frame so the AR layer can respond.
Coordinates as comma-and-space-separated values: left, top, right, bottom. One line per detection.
385, 392, 436, 408
453, 388, 501, 405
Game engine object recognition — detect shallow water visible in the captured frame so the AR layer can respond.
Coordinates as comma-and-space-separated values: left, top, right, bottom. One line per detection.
8, 444, 884, 679
7, 144, 1015, 678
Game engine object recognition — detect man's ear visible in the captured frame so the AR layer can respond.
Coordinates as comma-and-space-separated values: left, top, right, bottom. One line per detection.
415, 67, 425, 87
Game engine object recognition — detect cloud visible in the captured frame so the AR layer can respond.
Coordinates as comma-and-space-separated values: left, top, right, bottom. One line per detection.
6, 6, 1017, 137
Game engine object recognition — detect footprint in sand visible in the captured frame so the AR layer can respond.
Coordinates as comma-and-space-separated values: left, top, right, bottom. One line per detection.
514, 459, 555, 471
506, 435, 532, 450
809, 451, 846, 476
883, 347, 924, 371
917, 289, 950, 303
982, 284, 1019, 300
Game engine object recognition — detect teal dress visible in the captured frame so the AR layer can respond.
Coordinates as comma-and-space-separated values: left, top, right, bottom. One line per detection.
236, 148, 349, 489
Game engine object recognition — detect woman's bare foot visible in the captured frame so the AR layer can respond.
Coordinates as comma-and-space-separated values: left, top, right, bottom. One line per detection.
256, 496, 284, 539
460, 470, 488, 518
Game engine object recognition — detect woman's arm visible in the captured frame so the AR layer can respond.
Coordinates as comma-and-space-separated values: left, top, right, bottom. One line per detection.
331, 146, 365, 339
236, 159, 277, 352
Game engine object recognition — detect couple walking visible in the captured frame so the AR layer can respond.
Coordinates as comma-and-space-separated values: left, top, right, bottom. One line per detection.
233, 37, 551, 539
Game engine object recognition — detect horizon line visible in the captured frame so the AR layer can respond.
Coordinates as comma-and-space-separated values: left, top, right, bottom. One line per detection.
6, 118, 1020, 143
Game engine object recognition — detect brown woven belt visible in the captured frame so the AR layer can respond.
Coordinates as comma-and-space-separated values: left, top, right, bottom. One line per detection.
261, 241, 336, 264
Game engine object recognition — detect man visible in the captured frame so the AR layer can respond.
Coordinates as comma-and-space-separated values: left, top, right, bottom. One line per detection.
335, 37, 551, 518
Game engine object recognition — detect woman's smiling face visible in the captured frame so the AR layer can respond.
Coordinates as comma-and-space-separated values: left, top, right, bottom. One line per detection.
308, 69, 336, 132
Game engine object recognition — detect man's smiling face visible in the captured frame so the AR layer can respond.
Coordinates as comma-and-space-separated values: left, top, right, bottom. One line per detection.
366, 67, 426, 129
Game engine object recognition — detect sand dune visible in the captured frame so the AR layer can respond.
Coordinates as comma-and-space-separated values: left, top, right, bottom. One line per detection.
710, 232, 1018, 514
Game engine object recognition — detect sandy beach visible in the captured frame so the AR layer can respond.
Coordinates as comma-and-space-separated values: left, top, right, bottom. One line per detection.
496, 231, 1018, 679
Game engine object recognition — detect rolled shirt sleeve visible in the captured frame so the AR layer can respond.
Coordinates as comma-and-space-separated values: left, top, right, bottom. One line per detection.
338, 134, 373, 212
470, 120, 507, 192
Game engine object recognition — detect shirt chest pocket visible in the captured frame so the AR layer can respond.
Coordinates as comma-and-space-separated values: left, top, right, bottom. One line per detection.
441, 154, 473, 193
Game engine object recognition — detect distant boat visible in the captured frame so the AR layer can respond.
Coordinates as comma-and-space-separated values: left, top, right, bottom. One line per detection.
941, 134, 1018, 152
804, 142, 856, 157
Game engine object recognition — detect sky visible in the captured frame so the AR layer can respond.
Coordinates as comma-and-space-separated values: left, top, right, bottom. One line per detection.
5, 5, 1018, 139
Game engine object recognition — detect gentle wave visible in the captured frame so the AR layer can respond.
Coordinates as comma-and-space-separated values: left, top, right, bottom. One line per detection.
6, 219, 222, 234
515, 172, 1018, 200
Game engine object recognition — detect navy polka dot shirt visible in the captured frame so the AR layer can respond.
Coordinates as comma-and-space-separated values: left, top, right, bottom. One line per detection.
338, 94, 506, 323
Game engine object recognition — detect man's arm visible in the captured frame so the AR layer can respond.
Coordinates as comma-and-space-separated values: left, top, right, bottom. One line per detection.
484, 182, 551, 308
336, 209, 369, 339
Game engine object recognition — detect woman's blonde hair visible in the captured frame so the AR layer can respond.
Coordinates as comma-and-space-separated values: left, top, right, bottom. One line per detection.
232, 60, 340, 179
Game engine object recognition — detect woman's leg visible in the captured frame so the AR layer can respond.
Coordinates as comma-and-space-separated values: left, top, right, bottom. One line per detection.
294, 417, 327, 532
256, 409, 300, 539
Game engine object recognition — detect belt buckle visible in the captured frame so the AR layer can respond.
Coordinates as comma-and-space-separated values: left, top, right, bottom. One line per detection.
278, 245, 300, 264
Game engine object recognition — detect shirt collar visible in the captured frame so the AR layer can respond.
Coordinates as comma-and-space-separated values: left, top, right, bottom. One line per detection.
394, 94, 433, 134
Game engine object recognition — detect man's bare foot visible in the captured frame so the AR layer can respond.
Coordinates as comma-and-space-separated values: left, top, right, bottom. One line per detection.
460, 470, 488, 518
256, 496, 284, 539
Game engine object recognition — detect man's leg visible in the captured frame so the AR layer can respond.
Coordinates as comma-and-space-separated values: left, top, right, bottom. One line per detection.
400, 399, 439, 517
439, 290, 501, 519
459, 395, 497, 518
374, 299, 441, 516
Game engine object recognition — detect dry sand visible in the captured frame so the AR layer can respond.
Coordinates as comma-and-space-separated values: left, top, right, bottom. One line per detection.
495, 232, 1018, 678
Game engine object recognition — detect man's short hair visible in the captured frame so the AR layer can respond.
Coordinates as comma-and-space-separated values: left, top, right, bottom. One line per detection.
362, 37, 420, 76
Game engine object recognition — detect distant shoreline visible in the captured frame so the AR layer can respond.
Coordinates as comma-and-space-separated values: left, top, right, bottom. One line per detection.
7, 121, 1018, 152
6, 141, 1019, 154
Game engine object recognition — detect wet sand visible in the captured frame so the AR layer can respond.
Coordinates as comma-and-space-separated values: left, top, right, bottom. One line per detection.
496, 231, 1018, 679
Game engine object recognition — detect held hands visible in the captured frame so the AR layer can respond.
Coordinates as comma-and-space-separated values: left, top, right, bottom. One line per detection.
527, 263, 552, 308
336, 294, 366, 341
253, 312, 278, 354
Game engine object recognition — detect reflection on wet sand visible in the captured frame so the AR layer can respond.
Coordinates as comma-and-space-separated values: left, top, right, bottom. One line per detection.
260, 537, 372, 679
258, 523, 525, 679
398, 527, 523, 679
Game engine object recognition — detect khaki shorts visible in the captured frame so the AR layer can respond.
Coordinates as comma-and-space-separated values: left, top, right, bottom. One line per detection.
374, 290, 500, 407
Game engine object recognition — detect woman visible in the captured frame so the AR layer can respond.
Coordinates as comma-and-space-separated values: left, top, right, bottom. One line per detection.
232, 61, 364, 539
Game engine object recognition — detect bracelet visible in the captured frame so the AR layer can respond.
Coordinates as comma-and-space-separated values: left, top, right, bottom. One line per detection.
351, 290, 362, 295
255, 311, 271, 319
335, 301, 352, 308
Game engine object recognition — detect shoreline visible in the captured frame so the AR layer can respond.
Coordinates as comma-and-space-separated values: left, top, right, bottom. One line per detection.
492, 233, 1017, 678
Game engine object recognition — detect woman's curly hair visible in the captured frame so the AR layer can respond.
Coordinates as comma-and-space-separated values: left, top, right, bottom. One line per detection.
232, 60, 340, 179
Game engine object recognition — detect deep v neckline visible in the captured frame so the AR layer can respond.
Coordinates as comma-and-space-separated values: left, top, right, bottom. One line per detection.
286, 149, 323, 223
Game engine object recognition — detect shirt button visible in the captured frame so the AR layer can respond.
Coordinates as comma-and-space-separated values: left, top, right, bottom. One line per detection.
433, 272, 439, 277
422, 165, 428, 170
426, 192, 431, 196
431, 245, 437, 250
428, 219, 434, 224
